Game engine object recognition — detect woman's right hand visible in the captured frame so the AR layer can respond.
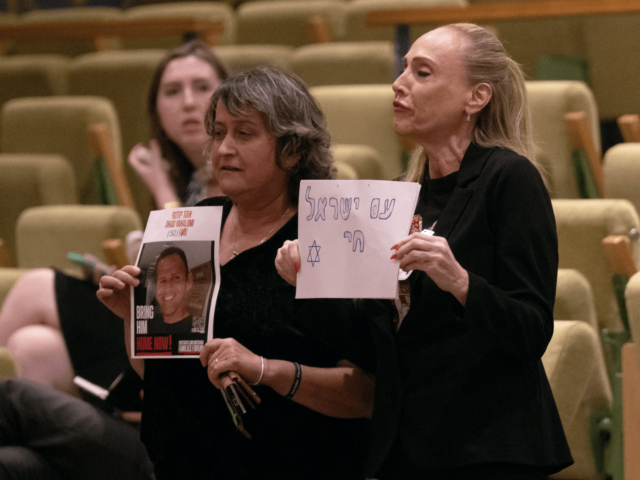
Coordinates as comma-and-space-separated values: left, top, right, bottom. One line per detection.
128, 140, 180, 208
96, 265, 141, 321
275, 240, 300, 286
128, 140, 167, 187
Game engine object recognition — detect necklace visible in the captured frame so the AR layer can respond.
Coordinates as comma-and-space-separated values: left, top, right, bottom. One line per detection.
232, 207, 291, 258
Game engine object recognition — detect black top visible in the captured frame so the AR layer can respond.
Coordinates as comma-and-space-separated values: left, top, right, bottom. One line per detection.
418, 170, 458, 230
141, 197, 369, 480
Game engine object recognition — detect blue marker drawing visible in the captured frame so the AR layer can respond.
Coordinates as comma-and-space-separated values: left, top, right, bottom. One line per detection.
370, 198, 380, 218
340, 198, 352, 220
379, 199, 395, 220
307, 240, 321, 266
329, 198, 339, 220
315, 197, 327, 221
354, 198, 360, 210
370, 198, 395, 219
353, 230, 365, 252
343, 230, 365, 252
305, 186, 315, 221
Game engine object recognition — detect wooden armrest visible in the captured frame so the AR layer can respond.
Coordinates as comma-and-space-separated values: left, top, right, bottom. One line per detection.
307, 15, 332, 43
602, 235, 637, 278
565, 111, 606, 198
88, 123, 135, 210
102, 239, 130, 269
0, 239, 15, 268
618, 114, 640, 143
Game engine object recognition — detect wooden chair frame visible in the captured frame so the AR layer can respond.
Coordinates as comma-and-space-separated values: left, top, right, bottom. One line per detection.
617, 114, 640, 143
88, 122, 135, 211
565, 111, 606, 198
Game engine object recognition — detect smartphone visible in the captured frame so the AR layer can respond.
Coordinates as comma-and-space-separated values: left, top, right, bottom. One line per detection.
67, 252, 96, 271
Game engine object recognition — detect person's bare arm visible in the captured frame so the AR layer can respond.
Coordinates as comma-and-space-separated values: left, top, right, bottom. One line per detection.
200, 338, 373, 418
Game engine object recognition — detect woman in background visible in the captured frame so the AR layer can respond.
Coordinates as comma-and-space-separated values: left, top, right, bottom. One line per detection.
0, 40, 228, 398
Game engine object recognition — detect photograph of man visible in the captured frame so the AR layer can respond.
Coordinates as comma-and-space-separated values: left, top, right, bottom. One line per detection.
149, 246, 194, 334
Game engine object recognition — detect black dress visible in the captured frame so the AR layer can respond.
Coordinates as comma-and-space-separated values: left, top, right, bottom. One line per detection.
141, 197, 369, 480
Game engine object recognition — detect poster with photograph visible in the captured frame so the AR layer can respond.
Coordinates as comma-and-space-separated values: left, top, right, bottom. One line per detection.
131, 206, 222, 358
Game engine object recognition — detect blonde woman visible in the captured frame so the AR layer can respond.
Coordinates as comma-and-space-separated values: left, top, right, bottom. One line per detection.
277, 24, 573, 480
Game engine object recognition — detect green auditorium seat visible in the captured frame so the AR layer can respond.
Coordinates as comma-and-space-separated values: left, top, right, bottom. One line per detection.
553, 199, 639, 337
0, 55, 69, 107
342, 0, 466, 43
236, 0, 347, 47
68, 49, 165, 221
0, 268, 30, 312
0, 55, 70, 140
290, 41, 394, 86
214, 44, 294, 71
311, 85, 401, 180
331, 144, 384, 180
623, 272, 640, 479
581, 14, 640, 122
334, 160, 358, 180
543, 321, 613, 480
526, 81, 600, 199
13, 7, 123, 57
552, 269, 614, 479
1, 96, 123, 207
0, 13, 18, 55
0, 154, 77, 264
16, 205, 141, 276
604, 144, 640, 216
122, 2, 237, 48
555, 268, 599, 329
553, 198, 640, 480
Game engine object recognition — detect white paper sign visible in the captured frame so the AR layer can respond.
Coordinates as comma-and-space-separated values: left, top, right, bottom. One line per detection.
131, 206, 222, 358
296, 180, 420, 299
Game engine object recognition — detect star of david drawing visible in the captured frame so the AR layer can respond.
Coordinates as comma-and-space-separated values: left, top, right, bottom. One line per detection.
307, 240, 321, 267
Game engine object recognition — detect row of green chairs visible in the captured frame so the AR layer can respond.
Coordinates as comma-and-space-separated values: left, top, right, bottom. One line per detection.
1, 46, 606, 190
0, 57, 608, 216
550, 198, 640, 480
0, 93, 384, 262
0, 0, 463, 55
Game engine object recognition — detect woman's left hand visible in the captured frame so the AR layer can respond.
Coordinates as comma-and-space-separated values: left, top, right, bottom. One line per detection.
392, 232, 469, 306
200, 338, 263, 389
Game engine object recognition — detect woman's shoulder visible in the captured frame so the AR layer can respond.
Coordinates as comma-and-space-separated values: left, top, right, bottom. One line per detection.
478, 147, 552, 212
480, 146, 544, 183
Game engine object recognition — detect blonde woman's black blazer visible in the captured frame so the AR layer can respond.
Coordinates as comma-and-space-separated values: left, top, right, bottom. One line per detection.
297, 143, 573, 477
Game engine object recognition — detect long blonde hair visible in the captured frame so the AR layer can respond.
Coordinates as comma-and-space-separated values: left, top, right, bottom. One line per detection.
404, 23, 536, 183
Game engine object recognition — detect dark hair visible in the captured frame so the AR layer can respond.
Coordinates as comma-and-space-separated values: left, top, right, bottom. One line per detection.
156, 246, 189, 277
147, 40, 230, 202
205, 66, 334, 205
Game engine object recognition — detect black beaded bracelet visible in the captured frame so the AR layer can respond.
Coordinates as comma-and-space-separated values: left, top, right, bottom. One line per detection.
285, 362, 301, 399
